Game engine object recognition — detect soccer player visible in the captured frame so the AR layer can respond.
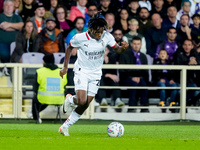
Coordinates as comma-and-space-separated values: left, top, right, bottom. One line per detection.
58, 13, 129, 136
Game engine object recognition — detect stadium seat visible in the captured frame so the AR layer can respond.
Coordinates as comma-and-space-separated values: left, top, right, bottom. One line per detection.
53, 52, 65, 64
21, 52, 44, 64
21, 52, 44, 85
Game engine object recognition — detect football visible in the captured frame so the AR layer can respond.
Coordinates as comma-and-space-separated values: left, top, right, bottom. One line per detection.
107, 122, 124, 137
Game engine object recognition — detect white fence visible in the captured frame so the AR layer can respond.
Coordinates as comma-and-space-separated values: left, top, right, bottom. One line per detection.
0, 63, 200, 120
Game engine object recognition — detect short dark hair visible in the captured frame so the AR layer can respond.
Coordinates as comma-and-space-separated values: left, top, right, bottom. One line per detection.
167, 6, 177, 12
86, 2, 97, 9
192, 13, 200, 20
180, 14, 190, 20
53, 5, 68, 19
74, 16, 85, 26
183, 39, 193, 45
129, 0, 139, 3
167, 27, 176, 33
139, 7, 149, 13
132, 36, 142, 42
159, 49, 168, 54
113, 28, 123, 33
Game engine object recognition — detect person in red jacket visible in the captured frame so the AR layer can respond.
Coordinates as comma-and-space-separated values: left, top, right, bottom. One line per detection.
69, 0, 88, 22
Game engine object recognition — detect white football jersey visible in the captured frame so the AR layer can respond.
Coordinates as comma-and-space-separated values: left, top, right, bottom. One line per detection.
70, 31, 116, 74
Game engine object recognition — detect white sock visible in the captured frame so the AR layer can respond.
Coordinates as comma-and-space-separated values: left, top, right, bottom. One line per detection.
62, 110, 81, 128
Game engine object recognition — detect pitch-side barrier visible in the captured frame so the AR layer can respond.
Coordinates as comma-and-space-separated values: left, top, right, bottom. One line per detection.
0, 63, 200, 121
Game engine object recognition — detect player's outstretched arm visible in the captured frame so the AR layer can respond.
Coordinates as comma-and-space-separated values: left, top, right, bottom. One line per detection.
60, 44, 73, 78
113, 41, 129, 54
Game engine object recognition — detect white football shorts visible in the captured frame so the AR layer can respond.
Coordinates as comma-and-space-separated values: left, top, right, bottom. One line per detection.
73, 68, 101, 97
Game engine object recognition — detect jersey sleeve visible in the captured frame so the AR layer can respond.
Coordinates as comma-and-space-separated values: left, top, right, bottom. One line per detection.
107, 32, 117, 48
69, 34, 80, 48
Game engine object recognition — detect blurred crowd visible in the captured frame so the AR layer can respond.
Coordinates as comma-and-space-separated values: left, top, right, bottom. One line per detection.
1, 0, 200, 113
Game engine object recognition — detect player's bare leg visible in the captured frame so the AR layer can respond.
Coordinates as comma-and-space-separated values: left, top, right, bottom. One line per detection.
59, 90, 94, 136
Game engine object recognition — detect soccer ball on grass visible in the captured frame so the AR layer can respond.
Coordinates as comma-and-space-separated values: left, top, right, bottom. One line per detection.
107, 122, 124, 137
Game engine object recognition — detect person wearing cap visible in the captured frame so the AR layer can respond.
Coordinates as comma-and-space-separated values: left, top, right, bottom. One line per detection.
38, 16, 65, 55
32, 53, 67, 123
30, 2, 46, 33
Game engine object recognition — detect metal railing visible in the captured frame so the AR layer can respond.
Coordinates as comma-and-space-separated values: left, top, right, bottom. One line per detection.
0, 63, 200, 120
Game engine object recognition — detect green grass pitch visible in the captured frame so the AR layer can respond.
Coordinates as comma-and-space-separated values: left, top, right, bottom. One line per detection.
0, 120, 200, 150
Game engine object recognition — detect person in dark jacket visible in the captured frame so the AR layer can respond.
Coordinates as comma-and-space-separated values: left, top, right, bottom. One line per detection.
38, 16, 65, 55
145, 13, 167, 57
119, 36, 149, 113
11, 20, 40, 62
174, 39, 200, 106
152, 49, 178, 111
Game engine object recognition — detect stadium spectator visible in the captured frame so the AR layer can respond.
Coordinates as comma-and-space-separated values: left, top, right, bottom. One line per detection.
113, 28, 124, 46
13, 0, 20, 15
145, 13, 167, 57
176, 14, 199, 46
115, 9, 129, 34
119, 36, 149, 113
162, 6, 181, 29
49, 0, 58, 14
66, 17, 87, 45
123, 19, 147, 54
19, 0, 36, 22
0, 0, 24, 63
54, 5, 74, 39
96, 47, 125, 109
138, 7, 153, 36
152, 49, 178, 111
150, 0, 167, 19
127, 0, 140, 20
30, 2, 46, 33
174, 39, 200, 106
38, 16, 65, 55
111, 28, 124, 61
98, 0, 117, 17
105, 13, 115, 34
155, 27, 179, 60
176, 0, 193, 25
11, 20, 39, 62
190, 14, 200, 43
32, 54, 67, 124
41, 0, 58, 20
139, 0, 151, 11
84, 2, 98, 28
69, 0, 88, 22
